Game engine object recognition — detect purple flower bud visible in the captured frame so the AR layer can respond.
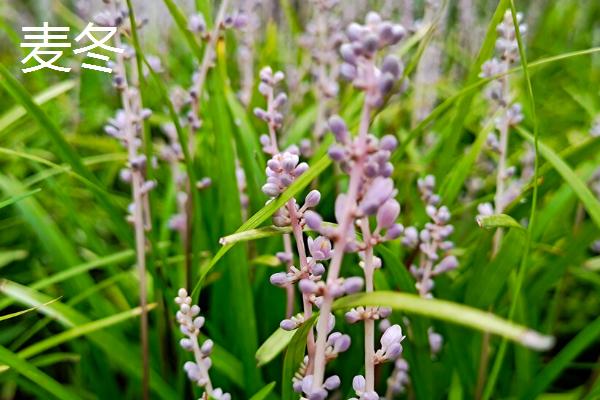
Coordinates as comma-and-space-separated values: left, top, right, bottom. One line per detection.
363, 33, 379, 54
346, 23, 363, 41
366, 11, 382, 25
360, 177, 394, 215
434, 255, 458, 274
324, 375, 341, 390
253, 107, 268, 120
343, 277, 364, 294
379, 72, 395, 94
259, 66, 272, 81
328, 145, 346, 161
385, 342, 403, 359
352, 375, 366, 392
280, 319, 297, 331
392, 24, 407, 42
328, 115, 349, 143
377, 199, 401, 229
304, 190, 321, 208
312, 263, 325, 276
386, 223, 404, 240
294, 162, 309, 176
282, 153, 299, 172
345, 308, 361, 324
429, 329, 443, 354
340, 43, 356, 64
270, 272, 289, 287
380, 134, 398, 151
262, 182, 280, 197
200, 339, 213, 355
304, 210, 323, 230
332, 334, 351, 353
299, 279, 318, 294
276, 251, 292, 264
340, 62, 357, 81
381, 324, 405, 349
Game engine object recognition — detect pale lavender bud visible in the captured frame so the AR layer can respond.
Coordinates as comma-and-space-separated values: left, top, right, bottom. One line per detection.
280, 319, 298, 331
345, 308, 361, 324
386, 223, 404, 240
402, 226, 419, 248
340, 62, 357, 80
434, 255, 458, 275
328, 145, 346, 161
352, 375, 366, 392
200, 339, 213, 356
377, 199, 401, 229
294, 162, 309, 176
328, 115, 349, 143
270, 272, 289, 287
324, 375, 341, 390
381, 324, 405, 349
299, 279, 318, 294
332, 334, 351, 353
429, 329, 443, 354
304, 210, 323, 230
360, 177, 394, 215
304, 190, 321, 208
262, 182, 280, 197
188, 13, 206, 32
312, 263, 325, 276
380, 134, 398, 151
180, 338, 193, 351
343, 277, 364, 294
276, 251, 292, 264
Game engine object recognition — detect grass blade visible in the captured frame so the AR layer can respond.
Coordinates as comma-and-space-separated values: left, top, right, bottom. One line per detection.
333, 292, 554, 351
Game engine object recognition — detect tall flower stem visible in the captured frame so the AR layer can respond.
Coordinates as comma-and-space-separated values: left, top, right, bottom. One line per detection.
184, 0, 229, 287
360, 217, 376, 391
311, 97, 372, 390
113, 14, 150, 400
287, 200, 316, 370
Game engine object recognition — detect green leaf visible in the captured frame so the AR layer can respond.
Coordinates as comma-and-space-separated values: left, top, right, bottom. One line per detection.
0, 297, 60, 322
333, 292, 554, 351
0, 249, 28, 270
0, 64, 131, 245
521, 316, 600, 399
193, 155, 331, 295
0, 304, 155, 372
0, 344, 80, 400
282, 316, 315, 400
0, 80, 75, 134
0, 280, 177, 399
256, 327, 296, 367
0, 189, 40, 210
516, 126, 600, 228
249, 382, 277, 400
476, 214, 525, 230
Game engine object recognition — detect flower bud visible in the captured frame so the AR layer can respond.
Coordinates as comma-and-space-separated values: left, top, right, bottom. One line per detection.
304, 190, 321, 208
377, 199, 401, 229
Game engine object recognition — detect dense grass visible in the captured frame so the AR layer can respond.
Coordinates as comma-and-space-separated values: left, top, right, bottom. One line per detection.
0, 0, 599, 399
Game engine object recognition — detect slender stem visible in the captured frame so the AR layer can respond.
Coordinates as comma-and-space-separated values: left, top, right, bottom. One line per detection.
287, 200, 316, 372
191, 335, 213, 394
360, 217, 376, 391
283, 234, 295, 318
311, 96, 372, 391
113, 14, 149, 400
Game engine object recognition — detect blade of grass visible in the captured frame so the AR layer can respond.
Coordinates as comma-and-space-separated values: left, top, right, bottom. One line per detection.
0, 80, 75, 134
0, 189, 40, 210
0, 345, 80, 400
0, 64, 131, 245
483, 3, 541, 398
192, 154, 331, 295
0, 298, 60, 322
333, 292, 554, 351
256, 327, 295, 367
521, 316, 600, 399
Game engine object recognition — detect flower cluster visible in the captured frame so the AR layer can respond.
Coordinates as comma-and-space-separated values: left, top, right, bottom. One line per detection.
340, 12, 406, 107
175, 289, 230, 400
294, 12, 408, 398
476, 10, 528, 255
403, 175, 457, 354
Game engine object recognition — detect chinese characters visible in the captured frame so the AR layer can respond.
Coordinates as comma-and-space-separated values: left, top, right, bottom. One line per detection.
21, 22, 123, 74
